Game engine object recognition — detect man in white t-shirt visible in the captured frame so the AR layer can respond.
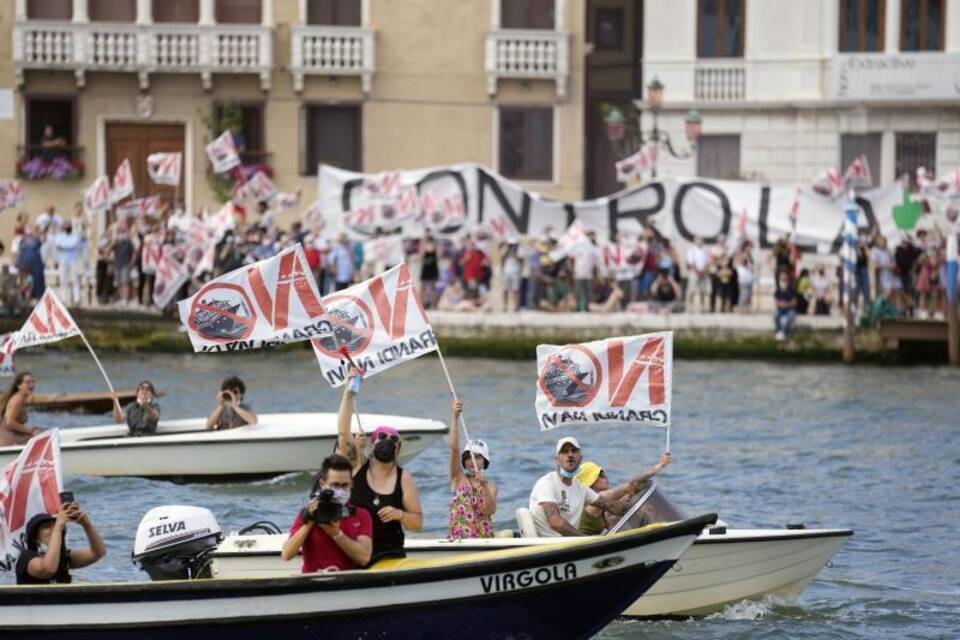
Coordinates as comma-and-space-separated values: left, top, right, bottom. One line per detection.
685, 236, 709, 312
528, 437, 646, 537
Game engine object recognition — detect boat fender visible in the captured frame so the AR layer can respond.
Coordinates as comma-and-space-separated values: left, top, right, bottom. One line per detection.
785, 523, 807, 530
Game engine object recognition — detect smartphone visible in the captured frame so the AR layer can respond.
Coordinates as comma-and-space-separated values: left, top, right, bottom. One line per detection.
59, 491, 74, 505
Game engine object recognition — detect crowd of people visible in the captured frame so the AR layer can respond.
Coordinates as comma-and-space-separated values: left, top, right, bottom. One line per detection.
1, 199, 956, 345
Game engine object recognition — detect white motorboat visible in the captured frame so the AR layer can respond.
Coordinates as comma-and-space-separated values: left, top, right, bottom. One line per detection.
0, 413, 446, 481
211, 481, 852, 618
0, 503, 718, 640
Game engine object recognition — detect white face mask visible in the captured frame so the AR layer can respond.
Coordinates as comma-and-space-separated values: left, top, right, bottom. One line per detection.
330, 487, 351, 505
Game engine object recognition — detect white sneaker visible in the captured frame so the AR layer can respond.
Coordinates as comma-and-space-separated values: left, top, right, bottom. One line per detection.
775, 331, 785, 341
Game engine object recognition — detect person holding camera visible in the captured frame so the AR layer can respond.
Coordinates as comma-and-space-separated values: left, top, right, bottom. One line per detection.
205, 376, 258, 431
112, 380, 160, 436
16, 495, 107, 585
281, 454, 372, 572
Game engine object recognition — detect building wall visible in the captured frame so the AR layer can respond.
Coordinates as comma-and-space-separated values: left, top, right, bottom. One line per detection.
4, 0, 585, 242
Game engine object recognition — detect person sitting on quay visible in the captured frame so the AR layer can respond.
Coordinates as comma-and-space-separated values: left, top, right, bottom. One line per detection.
338, 368, 423, 561
16, 498, 107, 585
0, 372, 45, 447
648, 267, 684, 314
281, 454, 372, 572
528, 437, 652, 537
575, 454, 672, 535
773, 270, 799, 342
112, 380, 161, 437
446, 400, 496, 539
205, 376, 257, 430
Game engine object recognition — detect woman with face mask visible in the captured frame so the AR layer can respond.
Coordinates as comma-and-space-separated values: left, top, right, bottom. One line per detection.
446, 400, 496, 539
344, 370, 423, 562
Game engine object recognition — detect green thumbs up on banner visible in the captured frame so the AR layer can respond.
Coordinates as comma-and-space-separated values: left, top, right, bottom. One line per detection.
892, 190, 923, 230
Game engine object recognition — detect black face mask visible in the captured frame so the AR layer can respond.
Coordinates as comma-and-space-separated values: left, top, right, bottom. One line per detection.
373, 439, 397, 463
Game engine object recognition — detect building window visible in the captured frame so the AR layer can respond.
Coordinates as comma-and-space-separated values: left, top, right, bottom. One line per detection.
696, 135, 740, 180
499, 107, 554, 181
895, 133, 936, 187
697, 0, 745, 58
89, 0, 136, 22
501, 0, 556, 29
21, 97, 81, 176
216, 0, 261, 24
27, 0, 71, 20
153, 0, 200, 23
901, 0, 944, 51
841, 134, 882, 187
594, 9, 625, 50
307, 0, 361, 26
215, 102, 266, 165
839, 0, 886, 52
303, 105, 362, 174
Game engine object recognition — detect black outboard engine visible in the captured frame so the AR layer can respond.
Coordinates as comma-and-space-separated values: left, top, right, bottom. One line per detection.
132, 506, 223, 580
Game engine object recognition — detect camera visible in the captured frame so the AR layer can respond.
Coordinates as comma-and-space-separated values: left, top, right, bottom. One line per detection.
308, 488, 341, 525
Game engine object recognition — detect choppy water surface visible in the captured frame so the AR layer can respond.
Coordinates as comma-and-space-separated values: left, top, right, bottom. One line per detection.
6, 350, 959, 639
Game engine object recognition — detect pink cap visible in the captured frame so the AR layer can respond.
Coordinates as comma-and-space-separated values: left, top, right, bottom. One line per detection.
370, 426, 399, 441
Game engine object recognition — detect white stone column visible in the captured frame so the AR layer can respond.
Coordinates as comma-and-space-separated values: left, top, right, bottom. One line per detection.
261, 0, 273, 26
361, 0, 370, 26
14, 0, 26, 21
881, 130, 896, 185
884, 0, 899, 52
947, 0, 960, 52
490, 0, 500, 28
136, 0, 152, 24
72, 0, 88, 22
555, 0, 565, 30
199, 0, 215, 25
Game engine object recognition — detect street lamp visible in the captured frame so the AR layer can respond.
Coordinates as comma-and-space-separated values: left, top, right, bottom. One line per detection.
602, 78, 703, 180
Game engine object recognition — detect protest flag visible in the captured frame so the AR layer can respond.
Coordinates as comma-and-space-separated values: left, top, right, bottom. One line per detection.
111, 158, 135, 203
0, 333, 15, 377
83, 176, 111, 213
0, 430, 63, 572
535, 332, 673, 448
205, 131, 241, 174
12, 289, 120, 407
177, 245, 330, 352
0, 180, 23, 210
147, 152, 182, 186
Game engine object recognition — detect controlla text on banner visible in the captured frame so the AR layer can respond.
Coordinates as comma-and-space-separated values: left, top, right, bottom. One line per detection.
536, 332, 673, 431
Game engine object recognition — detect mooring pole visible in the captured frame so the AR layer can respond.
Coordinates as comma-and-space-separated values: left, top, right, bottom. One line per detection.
947, 233, 958, 366
842, 200, 858, 364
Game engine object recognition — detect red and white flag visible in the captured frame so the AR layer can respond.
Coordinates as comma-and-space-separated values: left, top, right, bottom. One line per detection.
12, 289, 81, 351
237, 171, 277, 203
0, 333, 16, 377
205, 131, 240, 174
0, 430, 63, 572
789, 188, 801, 231
549, 220, 592, 261
153, 250, 190, 310
843, 155, 872, 190
178, 245, 329, 352
312, 263, 438, 387
736, 207, 748, 238
115, 195, 162, 220
535, 332, 673, 431
615, 143, 657, 183
0, 180, 24, 210
83, 176, 111, 213
147, 152, 182, 186
111, 158, 135, 203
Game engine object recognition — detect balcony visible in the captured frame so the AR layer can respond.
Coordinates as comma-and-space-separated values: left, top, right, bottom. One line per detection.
13, 21, 273, 90
694, 61, 746, 102
17, 145, 84, 181
291, 25, 375, 94
485, 29, 570, 99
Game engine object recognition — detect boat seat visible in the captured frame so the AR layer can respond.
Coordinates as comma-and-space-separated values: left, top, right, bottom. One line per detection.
515, 508, 537, 538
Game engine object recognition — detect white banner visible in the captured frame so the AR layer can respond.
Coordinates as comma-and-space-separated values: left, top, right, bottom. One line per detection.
177, 245, 331, 353
111, 158, 134, 203
0, 430, 63, 572
147, 152, 182, 186
153, 250, 190, 310
0, 333, 15, 377
206, 131, 240, 174
12, 289, 81, 350
832, 52, 960, 102
312, 263, 438, 387
535, 332, 673, 431
318, 164, 903, 255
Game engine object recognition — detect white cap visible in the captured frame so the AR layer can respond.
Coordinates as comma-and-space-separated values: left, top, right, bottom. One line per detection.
556, 436, 581, 454
462, 439, 491, 468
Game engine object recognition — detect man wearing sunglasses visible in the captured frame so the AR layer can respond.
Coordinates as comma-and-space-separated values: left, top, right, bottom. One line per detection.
282, 454, 372, 572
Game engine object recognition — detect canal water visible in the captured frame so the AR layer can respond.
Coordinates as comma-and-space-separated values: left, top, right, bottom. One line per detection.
4, 350, 959, 639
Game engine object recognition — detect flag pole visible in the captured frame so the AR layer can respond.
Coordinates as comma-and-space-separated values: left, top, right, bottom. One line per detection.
76, 330, 120, 412
435, 346, 480, 472
336, 346, 366, 434
665, 425, 671, 453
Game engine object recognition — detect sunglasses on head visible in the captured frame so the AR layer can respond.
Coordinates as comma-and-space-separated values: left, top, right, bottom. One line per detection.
374, 433, 400, 443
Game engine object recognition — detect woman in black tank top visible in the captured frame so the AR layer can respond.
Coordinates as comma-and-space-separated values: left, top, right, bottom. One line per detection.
350, 426, 423, 563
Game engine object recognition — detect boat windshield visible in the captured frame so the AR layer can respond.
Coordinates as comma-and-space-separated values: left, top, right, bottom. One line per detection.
605, 481, 689, 535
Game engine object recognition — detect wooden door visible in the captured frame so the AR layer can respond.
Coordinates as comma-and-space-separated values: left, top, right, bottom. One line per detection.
105, 123, 184, 206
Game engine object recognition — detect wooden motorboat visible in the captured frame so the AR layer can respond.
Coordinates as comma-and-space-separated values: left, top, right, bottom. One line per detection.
0, 514, 718, 639
0, 412, 446, 481
28, 389, 164, 414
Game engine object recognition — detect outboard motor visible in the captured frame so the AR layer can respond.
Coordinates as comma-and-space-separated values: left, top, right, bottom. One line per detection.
132, 506, 222, 580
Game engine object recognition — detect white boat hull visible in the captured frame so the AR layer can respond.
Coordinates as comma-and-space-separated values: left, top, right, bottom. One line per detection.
211, 526, 851, 618
0, 413, 446, 480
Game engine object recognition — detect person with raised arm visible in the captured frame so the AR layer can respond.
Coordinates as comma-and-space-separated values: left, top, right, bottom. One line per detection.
446, 400, 496, 539
16, 499, 107, 585
205, 376, 257, 430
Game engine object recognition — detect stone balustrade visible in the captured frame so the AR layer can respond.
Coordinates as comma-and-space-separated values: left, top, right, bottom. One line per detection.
290, 25, 375, 94
485, 29, 570, 98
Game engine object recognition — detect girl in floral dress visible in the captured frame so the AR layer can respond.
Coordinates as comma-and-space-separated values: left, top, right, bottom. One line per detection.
446, 400, 497, 539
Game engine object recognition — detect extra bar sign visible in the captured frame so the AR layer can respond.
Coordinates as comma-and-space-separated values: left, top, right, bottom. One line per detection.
535, 332, 673, 431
